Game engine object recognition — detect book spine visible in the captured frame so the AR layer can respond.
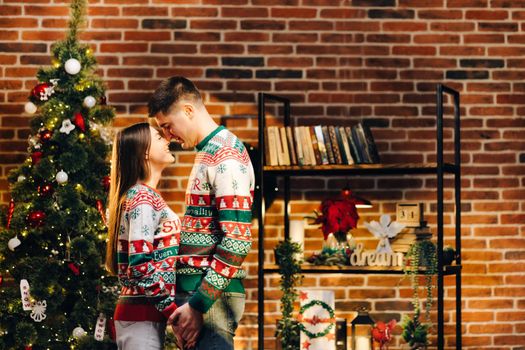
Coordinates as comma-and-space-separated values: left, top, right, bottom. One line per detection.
293, 126, 305, 166
314, 125, 330, 165
355, 123, 373, 164
266, 127, 279, 166
346, 126, 362, 164
339, 126, 354, 165
286, 126, 297, 165
351, 125, 366, 164
272, 126, 285, 165
328, 125, 343, 164
361, 123, 381, 163
309, 126, 322, 165
322, 125, 336, 164
334, 126, 348, 164
302, 126, 315, 165
279, 127, 291, 166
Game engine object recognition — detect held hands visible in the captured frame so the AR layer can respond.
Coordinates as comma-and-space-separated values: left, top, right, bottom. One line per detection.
169, 303, 203, 350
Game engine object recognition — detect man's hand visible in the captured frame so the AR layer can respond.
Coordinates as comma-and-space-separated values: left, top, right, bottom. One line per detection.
168, 303, 203, 347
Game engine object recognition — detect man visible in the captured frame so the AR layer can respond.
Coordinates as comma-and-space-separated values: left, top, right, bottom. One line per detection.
148, 76, 255, 350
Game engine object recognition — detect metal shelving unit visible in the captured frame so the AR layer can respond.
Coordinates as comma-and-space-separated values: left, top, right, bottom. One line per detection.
256, 84, 462, 350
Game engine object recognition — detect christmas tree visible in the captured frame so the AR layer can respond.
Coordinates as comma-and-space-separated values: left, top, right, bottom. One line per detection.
0, 0, 117, 349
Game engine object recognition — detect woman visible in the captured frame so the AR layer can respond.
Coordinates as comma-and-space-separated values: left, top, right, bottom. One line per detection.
105, 122, 181, 349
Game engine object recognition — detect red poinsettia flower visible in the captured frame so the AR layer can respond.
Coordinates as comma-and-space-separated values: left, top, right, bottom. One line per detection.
314, 197, 359, 240
372, 319, 397, 345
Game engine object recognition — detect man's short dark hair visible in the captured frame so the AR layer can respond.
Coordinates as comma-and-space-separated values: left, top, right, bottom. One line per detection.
148, 76, 202, 118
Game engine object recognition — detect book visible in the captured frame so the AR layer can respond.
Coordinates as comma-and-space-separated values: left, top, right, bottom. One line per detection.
360, 123, 381, 163
314, 125, 330, 165
334, 126, 348, 164
351, 124, 369, 163
302, 126, 316, 165
321, 125, 335, 164
309, 126, 322, 165
339, 126, 354, 165
285, 126, 297, 165
279, 127, 291, 166
354, 123, 374, 163
293, 126, 305, 165
345, 126, 362, 164
328, 125, 343, 164
265, 127, 278, 166
271, 126, 286, 165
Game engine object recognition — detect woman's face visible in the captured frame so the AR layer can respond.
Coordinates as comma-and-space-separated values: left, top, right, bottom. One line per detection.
147, 126, 175, 166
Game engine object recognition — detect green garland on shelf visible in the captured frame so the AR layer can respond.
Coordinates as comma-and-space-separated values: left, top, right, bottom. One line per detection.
274, 239, 303, 350
298, 300, 335, 339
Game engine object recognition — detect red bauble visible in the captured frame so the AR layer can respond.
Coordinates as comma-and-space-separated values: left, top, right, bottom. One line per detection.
73, 112, 86, 132
40, 129, 53, 142
0, 274, 3, 286
31, 151, 43, 164
28, 210, 46, 227
38, 184, 54, 197
31, 82, 54, 101
25, 346, 32, 350
102, 176, 110, 192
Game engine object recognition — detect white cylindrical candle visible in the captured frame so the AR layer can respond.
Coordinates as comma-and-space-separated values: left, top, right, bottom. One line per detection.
355, 335, 371, 350
289, 220, 305, 257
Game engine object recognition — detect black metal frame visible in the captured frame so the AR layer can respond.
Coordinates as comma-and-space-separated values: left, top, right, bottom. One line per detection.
256, 85, 461, 350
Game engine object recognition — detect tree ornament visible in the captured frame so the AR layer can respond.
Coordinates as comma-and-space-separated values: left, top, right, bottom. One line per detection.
56, 170, 68, 184
83, 95, 96, 108
72, 326, 87, 339
30, 151, 43, 165
17, 174, 26, 182
6, 199, 15, 229
64, 58, 81, 75
40, 129, 53, 142
25, 346, 32, 350
8, 236, 21, 251
0, 274, 3, 286
94, 313, 106, 341
364, 214, 405, 254
59, 119, 75, 134
38, 184, 54, 197
28, 210, 46, 227
24, 102, 37, 114
30, 300, 47, 322
102, 176, 110, 192
67, 262, 80, 276
96, 199, 107, 226
20, 279, 32, 310
31, 82, 55, 101
73, 112, 86, 132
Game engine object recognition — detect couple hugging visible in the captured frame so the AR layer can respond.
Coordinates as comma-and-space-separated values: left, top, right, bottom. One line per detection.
104, 76, 255, 350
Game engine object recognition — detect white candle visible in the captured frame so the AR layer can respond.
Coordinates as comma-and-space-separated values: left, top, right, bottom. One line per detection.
355, 335, 371, 350
289, 220, 304, 258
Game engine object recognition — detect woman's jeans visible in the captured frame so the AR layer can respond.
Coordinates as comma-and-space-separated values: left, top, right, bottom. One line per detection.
175, 291, 246, 350
115, 320, 166, 350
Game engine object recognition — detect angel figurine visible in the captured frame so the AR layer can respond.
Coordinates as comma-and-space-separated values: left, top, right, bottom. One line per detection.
364, 214, 405, 254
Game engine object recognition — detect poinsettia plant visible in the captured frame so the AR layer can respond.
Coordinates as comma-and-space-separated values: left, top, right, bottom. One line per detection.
372, 319, 397, 350
312, 196, 359, 241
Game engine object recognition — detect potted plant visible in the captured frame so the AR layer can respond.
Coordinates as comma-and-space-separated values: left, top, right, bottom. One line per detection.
402, 239, 437, 348
274, 239, 303, 350
400, 311, 430, 350
306, 193, 359, 266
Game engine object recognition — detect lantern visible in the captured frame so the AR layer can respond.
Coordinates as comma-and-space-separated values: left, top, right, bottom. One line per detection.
351, 308, 374, 350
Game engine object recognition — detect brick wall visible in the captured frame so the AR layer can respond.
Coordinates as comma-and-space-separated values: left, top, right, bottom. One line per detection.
1, 0, 524, 349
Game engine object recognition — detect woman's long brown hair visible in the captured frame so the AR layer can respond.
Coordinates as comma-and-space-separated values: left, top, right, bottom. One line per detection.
105, 123, 151, 275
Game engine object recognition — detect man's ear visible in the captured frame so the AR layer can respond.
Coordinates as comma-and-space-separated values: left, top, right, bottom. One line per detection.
183, 103, 195, 119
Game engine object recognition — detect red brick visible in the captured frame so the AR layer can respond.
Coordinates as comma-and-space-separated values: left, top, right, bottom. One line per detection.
25, 5, 69, 16
92, 19, 139, 29
222, 7, 268, 17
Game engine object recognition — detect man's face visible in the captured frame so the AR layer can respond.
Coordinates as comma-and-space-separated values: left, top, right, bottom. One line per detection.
155, 102, 195, 149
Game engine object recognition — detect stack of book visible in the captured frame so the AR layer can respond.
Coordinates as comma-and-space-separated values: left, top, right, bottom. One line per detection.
264, 123, 380, 166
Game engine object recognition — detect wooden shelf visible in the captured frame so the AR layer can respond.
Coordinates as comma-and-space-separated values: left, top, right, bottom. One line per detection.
263, 263, 461, 275
263, 163, 458, 176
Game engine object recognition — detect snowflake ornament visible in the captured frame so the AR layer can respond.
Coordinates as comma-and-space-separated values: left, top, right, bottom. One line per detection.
30, 300, 47, 322
364, 214, 406, 254
60, 119, 75, 134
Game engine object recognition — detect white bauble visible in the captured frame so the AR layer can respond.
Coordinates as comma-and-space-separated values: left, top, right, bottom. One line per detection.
72, 326, 87, 339
8, 236, 21, 251
56, 170, 68, 184
83, 95, 96, 108
17, 175, 26, 182
64, 58, 81, 75
24, 102, 37, 114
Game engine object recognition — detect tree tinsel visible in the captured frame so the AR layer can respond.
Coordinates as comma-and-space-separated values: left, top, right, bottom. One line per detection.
0, 0, 117, 348
274, 239, 303, 350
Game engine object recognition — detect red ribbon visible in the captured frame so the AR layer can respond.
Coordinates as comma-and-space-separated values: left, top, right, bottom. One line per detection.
6, 199, 14, 229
